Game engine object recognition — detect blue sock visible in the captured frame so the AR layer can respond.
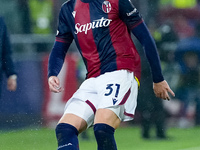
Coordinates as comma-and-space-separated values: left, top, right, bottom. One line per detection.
94, 123, 117, 150
55, 123, 79, 150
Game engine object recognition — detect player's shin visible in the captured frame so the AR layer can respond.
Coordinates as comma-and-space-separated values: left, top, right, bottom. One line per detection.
94, 123, 117, 150
55, 123, 79, 150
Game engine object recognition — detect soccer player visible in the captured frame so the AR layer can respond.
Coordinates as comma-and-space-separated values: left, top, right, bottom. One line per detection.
48, 0, 175, 149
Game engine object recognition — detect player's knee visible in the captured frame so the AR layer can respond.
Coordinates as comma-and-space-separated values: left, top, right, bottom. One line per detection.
55, 123, 79, 150
94, 123, 115, 136
94, 123, 117, 150
55, 123, 78, 138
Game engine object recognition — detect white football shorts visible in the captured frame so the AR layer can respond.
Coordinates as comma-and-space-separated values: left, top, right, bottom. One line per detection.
63, 70, 138, 128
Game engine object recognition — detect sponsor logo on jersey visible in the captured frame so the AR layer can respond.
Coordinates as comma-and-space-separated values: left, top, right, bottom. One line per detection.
102, 1, 111, 13
74, 17, 112, 34
126, 8, 137, 16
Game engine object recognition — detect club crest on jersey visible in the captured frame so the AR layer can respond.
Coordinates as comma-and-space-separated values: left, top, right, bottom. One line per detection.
102, 1, 111, 13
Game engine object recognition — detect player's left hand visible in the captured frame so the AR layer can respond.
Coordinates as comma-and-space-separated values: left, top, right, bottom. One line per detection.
153, 80, 175, 101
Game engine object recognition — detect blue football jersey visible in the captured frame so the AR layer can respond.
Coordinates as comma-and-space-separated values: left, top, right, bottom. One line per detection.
56, 0, 143, 80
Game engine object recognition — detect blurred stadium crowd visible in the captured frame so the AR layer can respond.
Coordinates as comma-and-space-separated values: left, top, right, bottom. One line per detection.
0, 0, 200, 133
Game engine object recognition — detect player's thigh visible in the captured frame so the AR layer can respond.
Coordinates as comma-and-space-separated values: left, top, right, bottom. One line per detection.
58, 99, 95, 133
94, 108, 121, 129
58, 113, 87, 133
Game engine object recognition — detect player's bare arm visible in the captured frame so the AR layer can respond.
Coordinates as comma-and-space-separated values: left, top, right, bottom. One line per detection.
153, 80, 175, 100
48, 76, 63, 93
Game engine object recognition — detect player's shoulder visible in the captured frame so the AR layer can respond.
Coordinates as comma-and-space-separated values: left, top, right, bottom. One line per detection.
59, 0, 75, 16
60, 0, 75, 14
61, 0, 73, 7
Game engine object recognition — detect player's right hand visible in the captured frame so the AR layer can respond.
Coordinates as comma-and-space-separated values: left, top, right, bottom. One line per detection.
48, 76, 63, 93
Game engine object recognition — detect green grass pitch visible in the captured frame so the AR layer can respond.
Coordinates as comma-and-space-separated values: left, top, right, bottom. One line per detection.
0, 126, 200, 150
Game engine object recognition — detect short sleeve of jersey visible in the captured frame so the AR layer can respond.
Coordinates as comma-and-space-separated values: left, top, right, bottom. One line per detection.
119, 0, 143, 30
56, 4, 73, 43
